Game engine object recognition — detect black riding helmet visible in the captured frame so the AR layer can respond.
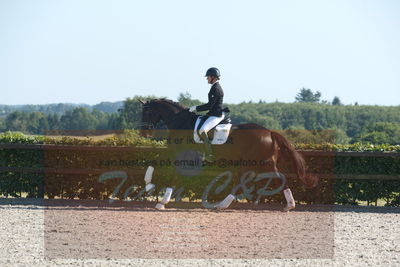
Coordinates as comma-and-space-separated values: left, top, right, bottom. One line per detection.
205, 67, 221, 77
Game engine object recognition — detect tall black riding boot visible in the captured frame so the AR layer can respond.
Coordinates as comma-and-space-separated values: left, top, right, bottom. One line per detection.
199, 132, 214, 161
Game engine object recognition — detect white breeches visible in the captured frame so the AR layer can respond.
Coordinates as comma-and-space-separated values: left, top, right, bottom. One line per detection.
199, 113, 225, 135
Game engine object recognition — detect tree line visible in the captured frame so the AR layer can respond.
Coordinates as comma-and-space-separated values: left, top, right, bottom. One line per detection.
0, 89, 399, 144
0, 101, 123, 116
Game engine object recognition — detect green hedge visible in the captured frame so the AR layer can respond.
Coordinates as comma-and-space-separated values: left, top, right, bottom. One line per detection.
293, 143, 400, 206
0, 131, 165, 200
0, 131, 399, 206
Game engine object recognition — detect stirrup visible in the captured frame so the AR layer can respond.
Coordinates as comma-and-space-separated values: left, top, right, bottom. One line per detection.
200, 132, 212, 151
203, 152, 215, 163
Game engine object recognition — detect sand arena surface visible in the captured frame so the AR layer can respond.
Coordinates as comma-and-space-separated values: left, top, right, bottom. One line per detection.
0, 199, 399, 266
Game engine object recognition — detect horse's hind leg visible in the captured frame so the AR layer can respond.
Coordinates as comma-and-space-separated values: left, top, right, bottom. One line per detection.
276, 160, 296, 211
282, 186, 295, 211
278, 165, 296, 211
259, 162, 295, 211
269, 142, 296, 211
275, 164, 296, 211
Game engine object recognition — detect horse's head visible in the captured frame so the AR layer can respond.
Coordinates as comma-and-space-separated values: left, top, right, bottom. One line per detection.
138, 98, 191, 135
138, 99, 162, 137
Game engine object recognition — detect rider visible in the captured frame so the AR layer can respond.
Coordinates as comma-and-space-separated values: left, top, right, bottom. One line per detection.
189, 67, 225, 160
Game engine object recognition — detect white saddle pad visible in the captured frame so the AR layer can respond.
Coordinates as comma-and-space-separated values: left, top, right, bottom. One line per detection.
193, 116, 232, 145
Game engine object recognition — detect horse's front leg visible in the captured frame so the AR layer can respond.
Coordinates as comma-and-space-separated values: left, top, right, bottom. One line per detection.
144, 166, 155, 192
155, 187, 173, 210
143, 165, 173, 210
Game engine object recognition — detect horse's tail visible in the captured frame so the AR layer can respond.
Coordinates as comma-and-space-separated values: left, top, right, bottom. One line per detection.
271, 131, 318, 188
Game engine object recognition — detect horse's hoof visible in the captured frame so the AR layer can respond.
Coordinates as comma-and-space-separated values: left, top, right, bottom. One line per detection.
283, 204, 295, 212
214, 194, 235, 210
155, 203, 165, 210
213, 205, 225, 211
145, 183, 155, 192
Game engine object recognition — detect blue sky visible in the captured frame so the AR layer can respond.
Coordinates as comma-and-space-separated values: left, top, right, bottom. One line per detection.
0, 0, 399, 105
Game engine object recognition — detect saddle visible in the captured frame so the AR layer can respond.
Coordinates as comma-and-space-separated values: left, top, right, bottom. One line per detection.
193, 114, 232, 145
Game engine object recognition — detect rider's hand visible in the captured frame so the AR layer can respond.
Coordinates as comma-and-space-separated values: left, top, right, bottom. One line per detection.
189, 106, 197, 112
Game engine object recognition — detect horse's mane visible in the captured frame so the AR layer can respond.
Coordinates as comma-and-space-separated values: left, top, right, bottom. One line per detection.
152, 98, 186, 110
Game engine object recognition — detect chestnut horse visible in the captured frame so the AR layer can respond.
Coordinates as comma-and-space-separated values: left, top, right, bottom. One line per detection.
138, 98, 317, 211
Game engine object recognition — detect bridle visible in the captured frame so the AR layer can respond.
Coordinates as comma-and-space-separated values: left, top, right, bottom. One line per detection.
140, 102, 158, 130
138, 121, 155, 130
138, 98, 187, 130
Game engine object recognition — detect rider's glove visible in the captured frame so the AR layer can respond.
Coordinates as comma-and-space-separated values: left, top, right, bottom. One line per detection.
189, 106, 197, 112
